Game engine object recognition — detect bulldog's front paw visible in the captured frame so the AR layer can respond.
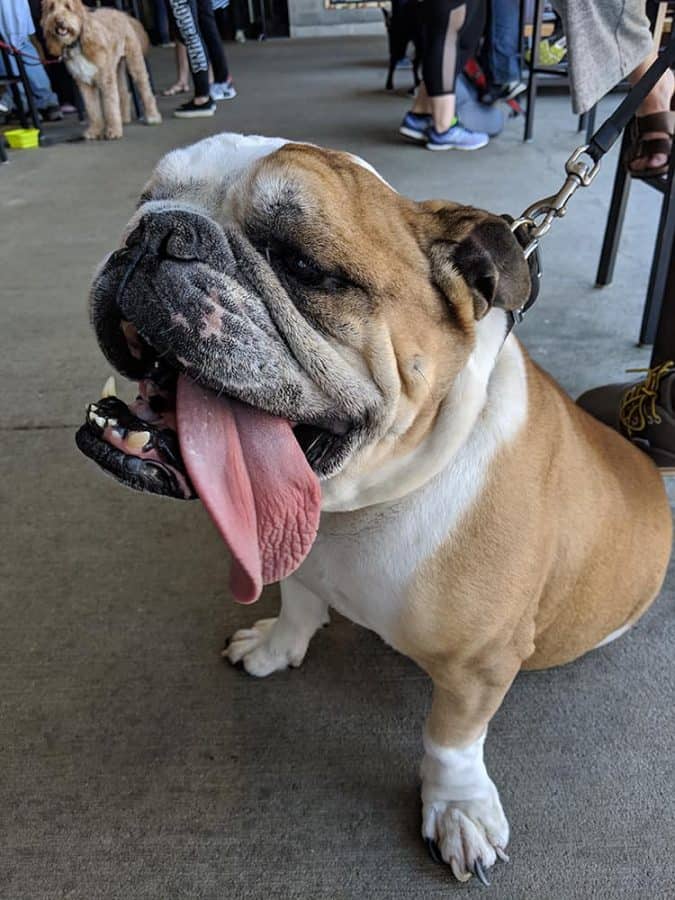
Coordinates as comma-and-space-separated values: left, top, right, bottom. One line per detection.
422, 792, 509, 885
223, 618, 308, 677
104, 125, 123, 140
145, 112, 162, 125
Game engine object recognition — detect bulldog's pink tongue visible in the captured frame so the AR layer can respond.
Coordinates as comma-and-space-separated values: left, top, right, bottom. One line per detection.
176, 375, 321, 604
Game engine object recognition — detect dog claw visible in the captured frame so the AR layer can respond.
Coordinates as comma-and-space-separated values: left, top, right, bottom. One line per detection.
425, 838, 443, 865
495, 847, 510, 863
472, 859, 490, 886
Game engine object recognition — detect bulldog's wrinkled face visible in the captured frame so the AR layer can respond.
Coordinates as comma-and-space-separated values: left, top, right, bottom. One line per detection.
78, 134, 531, 600
42, 0, 84, 54
83, 135, 529, 488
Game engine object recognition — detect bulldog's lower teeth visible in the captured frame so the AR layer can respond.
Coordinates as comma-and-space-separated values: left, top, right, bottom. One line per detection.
127, 430, 151, 451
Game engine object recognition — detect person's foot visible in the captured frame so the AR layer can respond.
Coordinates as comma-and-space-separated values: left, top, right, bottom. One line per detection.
629, 67, 675, 176
210, 80, 237, 101
39, 104, 63, 122
399, 111, 432, 141
163, 81, 190, 97
481, 80, 526, 105
426, 121, 489, 151
60, 103, 78, 115
577, 362, 675, 473
173, 97, 216, 118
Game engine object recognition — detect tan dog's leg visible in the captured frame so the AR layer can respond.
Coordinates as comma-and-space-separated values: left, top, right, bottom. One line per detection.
124, 40, 162, 125
117, 61, 131, 125
80, 83, 104, 140
225, 578, 329, 677
421, 658, 521, 884
99, 67, 123, 139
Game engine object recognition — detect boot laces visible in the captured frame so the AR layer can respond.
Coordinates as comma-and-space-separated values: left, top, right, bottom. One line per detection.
619, 361, 674, 437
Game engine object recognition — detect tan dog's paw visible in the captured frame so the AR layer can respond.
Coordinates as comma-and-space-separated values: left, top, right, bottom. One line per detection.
223, 618, 308, 677
422, 793, 509, 884
104, 125, 123, 140
83, 127, 103, 140
145, 113, 162, 125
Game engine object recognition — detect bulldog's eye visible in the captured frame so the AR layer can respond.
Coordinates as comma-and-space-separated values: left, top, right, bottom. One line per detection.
282, 251, 325, 286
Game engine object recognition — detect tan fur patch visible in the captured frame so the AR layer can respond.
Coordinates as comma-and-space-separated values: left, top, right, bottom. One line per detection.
396, 356, 671, 745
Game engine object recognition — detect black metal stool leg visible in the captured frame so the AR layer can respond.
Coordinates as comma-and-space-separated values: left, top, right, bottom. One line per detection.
145, 57, 155, 95
73, 83, 86, 122
127, 68, 141, 119
650, 231, 675, 367
524, 0, 544, 142
596, 127, 633, 287
15, 49, 41, 130
640, 169, 675, 344
7, 77, 28, 128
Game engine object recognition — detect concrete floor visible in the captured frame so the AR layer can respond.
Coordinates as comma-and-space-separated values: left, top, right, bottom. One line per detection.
1, 37, 674, 900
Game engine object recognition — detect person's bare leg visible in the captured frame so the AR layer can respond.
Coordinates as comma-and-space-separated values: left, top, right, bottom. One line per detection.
411, 83, 456, 132
412, 82, 432, 114
430, 94, 456, 132
163, 43, 190, 95
628, 52, 675, 172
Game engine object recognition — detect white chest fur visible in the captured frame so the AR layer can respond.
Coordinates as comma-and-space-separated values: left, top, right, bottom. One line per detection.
291, 329, 528, 646
65, 47, 98, 85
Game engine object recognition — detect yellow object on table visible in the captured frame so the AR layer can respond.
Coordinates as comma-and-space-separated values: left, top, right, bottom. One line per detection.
4, 128, 40, 149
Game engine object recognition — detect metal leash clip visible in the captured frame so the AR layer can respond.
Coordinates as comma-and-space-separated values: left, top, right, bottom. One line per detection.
504, 145, 602, 331
510, 145, 602, 259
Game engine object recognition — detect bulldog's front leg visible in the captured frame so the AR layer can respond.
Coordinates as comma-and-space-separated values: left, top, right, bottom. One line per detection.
420, 676, 516, 884
224, 578, 329, 677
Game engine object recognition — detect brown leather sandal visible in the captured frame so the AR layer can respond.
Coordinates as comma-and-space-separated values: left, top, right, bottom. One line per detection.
626, 99, 675, 179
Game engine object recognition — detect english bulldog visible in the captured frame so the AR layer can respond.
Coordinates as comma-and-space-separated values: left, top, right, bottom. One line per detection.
77, 133, 672, 885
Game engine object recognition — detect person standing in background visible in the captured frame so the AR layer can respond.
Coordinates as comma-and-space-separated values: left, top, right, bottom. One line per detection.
479, 0, 525, 103
166, 0, 236, 116
152, 0, 175, 47
399, 0, 489, 150
27, 0, 78, 112
0, 0, 62, 121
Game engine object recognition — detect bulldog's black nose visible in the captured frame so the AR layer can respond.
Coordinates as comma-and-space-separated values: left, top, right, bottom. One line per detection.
125, 209, 227, 264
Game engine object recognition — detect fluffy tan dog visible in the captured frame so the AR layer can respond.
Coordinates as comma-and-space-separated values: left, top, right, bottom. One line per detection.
42, 0, 161, 140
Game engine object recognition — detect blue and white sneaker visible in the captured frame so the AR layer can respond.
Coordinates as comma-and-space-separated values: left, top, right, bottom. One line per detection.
210, 81, 237, 101
399, 111, 432, 142
426, 121, 489, 151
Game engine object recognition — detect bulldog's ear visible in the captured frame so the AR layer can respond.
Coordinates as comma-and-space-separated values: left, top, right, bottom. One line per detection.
429, 213, 532, 321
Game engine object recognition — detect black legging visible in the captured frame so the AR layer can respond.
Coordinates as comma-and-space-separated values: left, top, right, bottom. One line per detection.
422, 0, 485, 97
168, 0, 230, 97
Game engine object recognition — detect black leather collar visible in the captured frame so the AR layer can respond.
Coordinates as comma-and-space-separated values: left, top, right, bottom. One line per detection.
500, 216, 543, 339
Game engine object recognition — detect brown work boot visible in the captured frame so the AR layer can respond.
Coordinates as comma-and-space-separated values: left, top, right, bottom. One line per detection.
577, 361, 675, 474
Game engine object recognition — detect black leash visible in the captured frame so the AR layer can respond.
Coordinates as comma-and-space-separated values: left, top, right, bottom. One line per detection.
507, 33, 675, 335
